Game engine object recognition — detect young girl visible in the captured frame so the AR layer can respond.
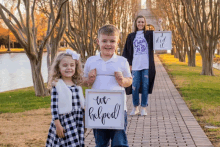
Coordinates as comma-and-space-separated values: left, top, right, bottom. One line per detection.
46, 49, 85, 147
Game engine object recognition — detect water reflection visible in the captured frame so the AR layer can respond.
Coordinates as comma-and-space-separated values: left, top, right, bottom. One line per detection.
0, 53, 48, 92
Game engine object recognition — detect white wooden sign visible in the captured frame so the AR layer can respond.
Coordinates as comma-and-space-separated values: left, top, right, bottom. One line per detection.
153, 31, 172, 50
85, 89, 125, 129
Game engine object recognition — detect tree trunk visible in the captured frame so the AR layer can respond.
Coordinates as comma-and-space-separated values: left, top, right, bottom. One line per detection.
179, 52, 185, 62
178, 43, 185, 62
46, 43, 51, 82
46, 37, 59, 82
217, 49, 220, 55
200, 49, 214, 76
30, 58, 48, 96
171, 47, 174, 55
187, 47, 196, 67
174, 46, 179, 58
51, 38, 59, 65
186, 30, 196, 67
7, 34, 10, 51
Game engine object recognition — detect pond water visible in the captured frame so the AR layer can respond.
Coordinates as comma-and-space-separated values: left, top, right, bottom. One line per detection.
213, 63, 220, 70
0, 53, 48, 92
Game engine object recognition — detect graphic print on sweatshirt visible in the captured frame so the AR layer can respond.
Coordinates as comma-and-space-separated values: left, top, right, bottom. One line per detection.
133, 36, 148, 55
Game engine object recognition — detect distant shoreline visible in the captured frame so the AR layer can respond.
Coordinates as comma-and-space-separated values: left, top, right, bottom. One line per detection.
0, 51, 50, 54
0, 51, 28, 54
0, 48, 67, 54
0, 50, 48, 54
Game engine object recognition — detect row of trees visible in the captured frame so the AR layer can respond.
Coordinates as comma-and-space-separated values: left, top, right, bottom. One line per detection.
0, 26, 17, 47
0, 0, 138, 96
148, 0, 220, 76
64, 0, 138, 61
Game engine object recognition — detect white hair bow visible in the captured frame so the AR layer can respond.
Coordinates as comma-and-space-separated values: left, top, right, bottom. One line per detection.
66, 49, 80, 60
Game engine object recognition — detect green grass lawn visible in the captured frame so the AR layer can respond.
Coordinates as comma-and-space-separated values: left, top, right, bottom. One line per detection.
159, 53, 220, 146
0, 87, 50, 113
0, 86, 88, 114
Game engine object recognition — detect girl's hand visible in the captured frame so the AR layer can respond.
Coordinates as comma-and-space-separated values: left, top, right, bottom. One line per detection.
56, 125, 65, 138
88, 68, 97, 86
54, 120, 65, 138
114, 71, 124, 86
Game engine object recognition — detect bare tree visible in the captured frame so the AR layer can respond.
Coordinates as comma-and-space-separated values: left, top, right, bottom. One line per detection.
148, 0, 196, 64
64, 0, 102, 62
169, 0, 196, 66
0, 0, 68, 96
181, 0, 220, 75
37, 0, 67, 78
148, 0, 220, 71
116, 0, 138, 55
64, 0, 138, 61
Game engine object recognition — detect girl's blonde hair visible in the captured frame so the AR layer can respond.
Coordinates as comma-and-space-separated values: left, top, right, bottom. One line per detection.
47, 52, 83, 89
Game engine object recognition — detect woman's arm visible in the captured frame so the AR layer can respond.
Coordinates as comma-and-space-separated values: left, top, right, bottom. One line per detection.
122, 33, 133, 66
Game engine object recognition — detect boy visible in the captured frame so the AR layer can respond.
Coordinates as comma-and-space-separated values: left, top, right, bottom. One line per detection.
83, 24, 132, 147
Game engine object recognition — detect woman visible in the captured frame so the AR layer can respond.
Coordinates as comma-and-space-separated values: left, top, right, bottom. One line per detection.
122, 15, 156, 116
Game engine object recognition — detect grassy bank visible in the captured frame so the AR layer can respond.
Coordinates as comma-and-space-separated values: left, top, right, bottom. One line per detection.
158, 53, 220, 146
0, 86, 88, 114
0, 48, 25, 53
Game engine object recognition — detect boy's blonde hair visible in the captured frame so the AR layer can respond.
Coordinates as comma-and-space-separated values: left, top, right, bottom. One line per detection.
47, 53, 83, 89
98, 24, 120, 39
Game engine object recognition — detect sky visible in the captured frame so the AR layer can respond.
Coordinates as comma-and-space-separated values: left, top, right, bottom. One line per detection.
0, 0, 3, 6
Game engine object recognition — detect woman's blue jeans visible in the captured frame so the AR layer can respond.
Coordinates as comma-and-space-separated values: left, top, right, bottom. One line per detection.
132, 69, 149, 107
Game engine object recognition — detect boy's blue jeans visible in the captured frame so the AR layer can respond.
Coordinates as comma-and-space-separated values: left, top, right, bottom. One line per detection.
93, 111, 128, 147
132, 69, 149, 107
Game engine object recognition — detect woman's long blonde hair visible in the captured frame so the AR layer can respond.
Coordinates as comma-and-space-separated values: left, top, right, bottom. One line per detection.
47, 53, 83, 89
134, 15, 147, 33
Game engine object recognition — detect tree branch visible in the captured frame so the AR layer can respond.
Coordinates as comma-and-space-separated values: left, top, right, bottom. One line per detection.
32, 0, 37, 54
0, 4, 26, 48
39, 0, 68, 53
17, 0, 26, 34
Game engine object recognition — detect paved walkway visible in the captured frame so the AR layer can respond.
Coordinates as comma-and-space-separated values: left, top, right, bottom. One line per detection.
84, 55, 213, 147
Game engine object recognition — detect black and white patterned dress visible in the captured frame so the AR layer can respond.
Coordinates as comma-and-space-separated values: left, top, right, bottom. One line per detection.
46, 85, 84, 147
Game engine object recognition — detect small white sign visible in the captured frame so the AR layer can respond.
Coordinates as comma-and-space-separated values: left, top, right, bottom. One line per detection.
85, 89, 125, 129
153, 31, 172, 50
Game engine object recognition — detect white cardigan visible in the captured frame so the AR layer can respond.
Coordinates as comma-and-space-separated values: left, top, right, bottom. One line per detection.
55, 79, 85, 114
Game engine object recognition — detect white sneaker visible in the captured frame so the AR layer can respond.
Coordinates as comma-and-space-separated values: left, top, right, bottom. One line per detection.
130, 107, 140, 115
141, 109, 147, 116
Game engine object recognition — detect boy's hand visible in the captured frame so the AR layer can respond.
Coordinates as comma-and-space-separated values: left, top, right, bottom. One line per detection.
114, 71, 124, 86
88, 68, 97, 86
